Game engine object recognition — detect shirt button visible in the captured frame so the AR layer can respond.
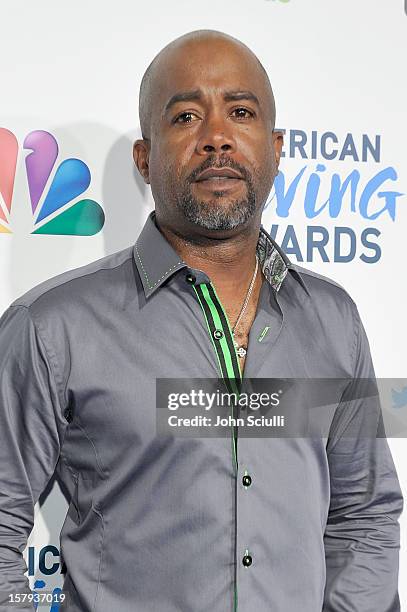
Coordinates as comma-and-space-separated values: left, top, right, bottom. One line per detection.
213, 329, 224, 340
242, 474, 252, 487
242, 554, 253, 567
185, 273, 196, 284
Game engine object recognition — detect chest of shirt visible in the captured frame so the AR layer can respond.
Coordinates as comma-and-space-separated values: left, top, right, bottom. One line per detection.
54, 273, 351, 486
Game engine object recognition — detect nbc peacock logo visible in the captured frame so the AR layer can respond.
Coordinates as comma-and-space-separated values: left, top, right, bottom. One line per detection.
0, 128, 105, 235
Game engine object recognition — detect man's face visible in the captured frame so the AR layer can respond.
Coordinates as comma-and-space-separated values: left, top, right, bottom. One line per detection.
135, 38, 283, 233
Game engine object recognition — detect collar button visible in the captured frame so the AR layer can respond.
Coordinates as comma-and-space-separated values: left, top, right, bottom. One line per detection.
185, 273, 196, 284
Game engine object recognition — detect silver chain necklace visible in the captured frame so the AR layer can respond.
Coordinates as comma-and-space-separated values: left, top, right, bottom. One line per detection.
231, 253, 259, 359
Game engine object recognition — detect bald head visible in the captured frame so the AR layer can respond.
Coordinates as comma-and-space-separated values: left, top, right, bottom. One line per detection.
138, 29, 276, 140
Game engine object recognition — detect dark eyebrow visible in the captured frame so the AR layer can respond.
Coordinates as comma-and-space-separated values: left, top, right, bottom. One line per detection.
163, 89, 260, 114
223, 90, 260, 106
164, 90, 201, 113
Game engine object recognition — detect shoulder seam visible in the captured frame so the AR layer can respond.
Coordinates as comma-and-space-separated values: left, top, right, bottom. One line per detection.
11, 253, 133, 309
289, 263, 356, 303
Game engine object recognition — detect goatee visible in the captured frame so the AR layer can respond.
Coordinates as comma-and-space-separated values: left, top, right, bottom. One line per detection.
176, 180, 257, 231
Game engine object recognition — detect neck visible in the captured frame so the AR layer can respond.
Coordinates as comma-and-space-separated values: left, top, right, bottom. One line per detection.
155, 218, 263, 303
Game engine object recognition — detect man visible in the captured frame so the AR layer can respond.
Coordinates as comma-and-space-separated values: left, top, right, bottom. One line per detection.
0, 29, 403, 612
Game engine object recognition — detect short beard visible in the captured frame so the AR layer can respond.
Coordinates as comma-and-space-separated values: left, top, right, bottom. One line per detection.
175, 180, 257, 231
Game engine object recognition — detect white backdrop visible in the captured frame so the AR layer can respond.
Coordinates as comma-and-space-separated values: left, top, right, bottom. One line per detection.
1, 0, 406, 608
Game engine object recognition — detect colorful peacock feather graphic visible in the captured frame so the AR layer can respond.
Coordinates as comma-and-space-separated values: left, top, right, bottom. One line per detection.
0, 128, 104, 235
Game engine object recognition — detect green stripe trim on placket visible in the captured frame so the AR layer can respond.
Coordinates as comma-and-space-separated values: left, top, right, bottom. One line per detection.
193, 282, 241, 465
193, 281, 242, 612
194, 284, 241, 395
193, 284, 229, 390
206, 283, 242, 384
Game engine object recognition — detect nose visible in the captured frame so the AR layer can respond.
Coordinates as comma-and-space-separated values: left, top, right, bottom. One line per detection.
195, 112, 237, 155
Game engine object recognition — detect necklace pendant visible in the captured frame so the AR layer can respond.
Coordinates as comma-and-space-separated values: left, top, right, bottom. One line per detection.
236, 346, 247, 358
233, 339, 247, 358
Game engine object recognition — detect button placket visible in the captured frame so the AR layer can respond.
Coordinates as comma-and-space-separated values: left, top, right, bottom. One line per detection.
191, 280, 244, 610
236, 449, 256, 608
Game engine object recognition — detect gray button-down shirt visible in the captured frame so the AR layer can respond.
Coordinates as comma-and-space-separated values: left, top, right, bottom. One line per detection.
0, 210, 403, 611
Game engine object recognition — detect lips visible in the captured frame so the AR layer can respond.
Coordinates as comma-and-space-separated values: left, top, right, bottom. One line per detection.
195, 167, 243, 182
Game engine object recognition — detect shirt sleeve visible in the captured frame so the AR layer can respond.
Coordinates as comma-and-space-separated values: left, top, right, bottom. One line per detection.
0, 305, 68, 611
323, 302, 404, 611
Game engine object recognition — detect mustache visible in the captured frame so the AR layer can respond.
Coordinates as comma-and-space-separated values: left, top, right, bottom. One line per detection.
188, 157, 249, 183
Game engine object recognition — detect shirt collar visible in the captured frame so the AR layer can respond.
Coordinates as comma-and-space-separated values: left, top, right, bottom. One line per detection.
134, 210, 305, 299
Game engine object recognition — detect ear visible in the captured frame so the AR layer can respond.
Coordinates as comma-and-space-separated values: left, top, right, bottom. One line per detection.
272, 130, 284, 170
133, 139, 150, 184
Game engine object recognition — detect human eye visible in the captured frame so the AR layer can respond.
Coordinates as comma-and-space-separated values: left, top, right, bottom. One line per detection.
173, 111, 199, 124
231, 107, 255, 120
